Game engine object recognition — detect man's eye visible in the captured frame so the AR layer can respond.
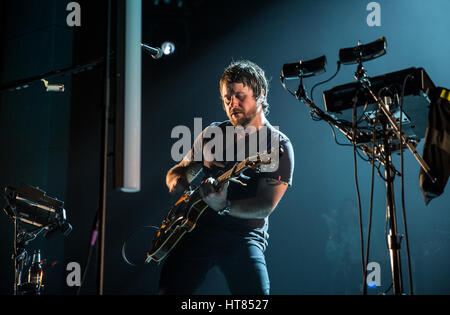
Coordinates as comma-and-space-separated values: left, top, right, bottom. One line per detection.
223, 94, 244, 104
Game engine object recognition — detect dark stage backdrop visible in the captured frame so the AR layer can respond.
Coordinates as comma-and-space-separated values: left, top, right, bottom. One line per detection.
0, 0, 449, 295
0, 0, 74, 294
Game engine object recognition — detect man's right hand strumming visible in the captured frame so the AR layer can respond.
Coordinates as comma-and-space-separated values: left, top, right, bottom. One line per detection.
166, 160, 202, 194
167, 175, 189, 194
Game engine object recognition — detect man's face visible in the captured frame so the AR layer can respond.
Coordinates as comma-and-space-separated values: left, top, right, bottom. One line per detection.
221, 82, 262, 127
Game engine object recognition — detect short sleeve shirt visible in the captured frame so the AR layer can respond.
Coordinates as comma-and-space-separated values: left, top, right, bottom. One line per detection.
183, 120, 295, 249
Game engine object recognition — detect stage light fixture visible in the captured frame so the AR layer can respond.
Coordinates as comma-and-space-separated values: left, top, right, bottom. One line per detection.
281, 55, 327, 80
162, 41, 175, 56
339, 36, 386, 65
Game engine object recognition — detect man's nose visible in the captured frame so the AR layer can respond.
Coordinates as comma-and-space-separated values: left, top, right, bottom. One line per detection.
229, 95, 240, 107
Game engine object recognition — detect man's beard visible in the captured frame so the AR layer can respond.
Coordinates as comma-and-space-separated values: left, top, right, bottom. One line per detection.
230, 114, 251, 127
229, 108, 257, 127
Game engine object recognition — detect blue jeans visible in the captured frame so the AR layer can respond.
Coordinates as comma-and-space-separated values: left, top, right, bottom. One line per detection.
157, 222, 270, 295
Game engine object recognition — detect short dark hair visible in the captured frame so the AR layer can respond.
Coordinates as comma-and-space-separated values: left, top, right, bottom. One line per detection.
219, 60, 269, 115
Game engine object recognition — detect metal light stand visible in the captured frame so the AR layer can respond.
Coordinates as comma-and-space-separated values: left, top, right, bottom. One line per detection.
13, 215, 23, 296
12, 226, 45, 295
9, 212, 45, 295
380, 113, 403, 294
353, 62, 436, 295
285, 61, 436, 295
3, 184, 72, 295
4, 190, 29, 295
288, 72, 359, 147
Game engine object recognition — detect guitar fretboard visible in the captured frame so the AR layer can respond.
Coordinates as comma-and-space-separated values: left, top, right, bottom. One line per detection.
217, 159, 248, 183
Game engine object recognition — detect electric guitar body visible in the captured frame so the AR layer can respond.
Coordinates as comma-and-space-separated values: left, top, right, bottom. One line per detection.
145, 189, 208, 263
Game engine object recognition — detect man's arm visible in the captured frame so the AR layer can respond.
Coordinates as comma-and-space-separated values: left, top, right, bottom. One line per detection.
229, 177, 288, 219
201, 177, 289, 219
166, 158, 202, 194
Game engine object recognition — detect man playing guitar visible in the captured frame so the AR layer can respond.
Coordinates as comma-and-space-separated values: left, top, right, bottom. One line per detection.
159, 60, 295, 295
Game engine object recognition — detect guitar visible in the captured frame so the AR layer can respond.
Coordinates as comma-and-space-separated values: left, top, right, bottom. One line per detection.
145, 153, 271, 263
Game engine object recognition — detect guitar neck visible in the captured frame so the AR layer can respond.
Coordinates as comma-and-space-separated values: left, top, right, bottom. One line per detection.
216, 159, 247, 184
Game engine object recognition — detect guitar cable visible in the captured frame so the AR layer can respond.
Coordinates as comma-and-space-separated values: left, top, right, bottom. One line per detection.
121, 225, 160, 267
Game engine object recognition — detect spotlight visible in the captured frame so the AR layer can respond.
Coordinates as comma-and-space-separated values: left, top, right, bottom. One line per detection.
3, 184, 72, 237
141, 41, 176, 59
161, 41, 175, 56
339, 36, 386, 65
281, 55, 327, 80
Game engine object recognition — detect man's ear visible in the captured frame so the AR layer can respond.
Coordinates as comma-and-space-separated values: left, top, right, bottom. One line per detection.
258, 89, 265, 105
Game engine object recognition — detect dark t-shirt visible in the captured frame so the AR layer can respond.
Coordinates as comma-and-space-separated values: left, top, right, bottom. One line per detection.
183, 120, 295, 250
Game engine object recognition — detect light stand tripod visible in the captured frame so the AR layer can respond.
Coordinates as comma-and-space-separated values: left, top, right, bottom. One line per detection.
3, 184, 72, 295
352, 61, 436, 295
5, 202, 46, 295
12, 224, 46, 295
379, 113, 404, 294
281, 51, 437, 294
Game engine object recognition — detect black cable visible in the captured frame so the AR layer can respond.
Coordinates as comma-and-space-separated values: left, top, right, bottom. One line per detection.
356, 100, 369, 124
362, 119, 377, 295
355, 146, 371, 162
307, 63, 342, 122
377, 162, 388, 182
377, 86, 392, 102
326, 121, 353, 147
324, 89, 375, 297
310, 61, 341, 103
324, 116, 372, 155
121, 225, 160, 267
383, 282, 393, 294
374, 150, 402, 182
399, 74, 414, 295
351, 93, 366, 295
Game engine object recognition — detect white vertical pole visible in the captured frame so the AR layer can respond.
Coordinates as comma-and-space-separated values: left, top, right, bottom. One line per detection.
123, 0, 142, 192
